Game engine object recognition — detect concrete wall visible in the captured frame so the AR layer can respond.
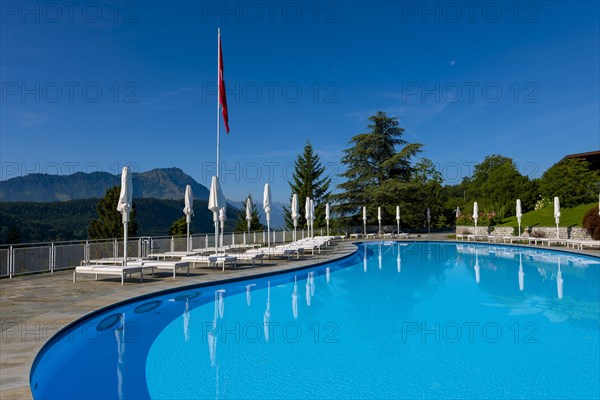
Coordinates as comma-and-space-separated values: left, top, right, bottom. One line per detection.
456, 225, 592, 240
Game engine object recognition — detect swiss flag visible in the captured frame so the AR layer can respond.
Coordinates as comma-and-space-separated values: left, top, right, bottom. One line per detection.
218, 31, 230, 133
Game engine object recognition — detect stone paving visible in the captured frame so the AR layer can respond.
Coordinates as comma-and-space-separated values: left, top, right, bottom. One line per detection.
1, 235, 598, 399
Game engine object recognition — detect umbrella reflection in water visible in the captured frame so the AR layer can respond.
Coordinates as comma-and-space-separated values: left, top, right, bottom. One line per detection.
292, 276, 298, 319
246, 284, 255, 306
397, 243, 401, 273
474, 251, 480, 284
264, 282, 271, 341
183, 299, 190, 343
557, 258, 563, 300
363, 243, 368, 273
518, 253, 525, 292
115, 314, 125, 400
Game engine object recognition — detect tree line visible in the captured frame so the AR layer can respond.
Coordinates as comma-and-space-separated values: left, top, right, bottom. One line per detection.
275, 111, 600, 231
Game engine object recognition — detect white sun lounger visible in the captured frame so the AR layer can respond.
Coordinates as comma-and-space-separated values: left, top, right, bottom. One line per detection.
246, 246, 304, 260
84, 257, 141, 266
565, 239, 600, 250
127, 260, 190, 278
73, 265, 144, 285
180, 255, 237, 271
146, 251, 199, 260
233, 252, 264, 266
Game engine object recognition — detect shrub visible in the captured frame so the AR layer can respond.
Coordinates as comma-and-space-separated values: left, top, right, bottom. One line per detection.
582, 206, 600, 240
456, 214, 472, 225
534, 197, 552, 211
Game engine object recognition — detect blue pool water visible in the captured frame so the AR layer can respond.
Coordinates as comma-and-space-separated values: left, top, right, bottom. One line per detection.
31, 242, 600, 399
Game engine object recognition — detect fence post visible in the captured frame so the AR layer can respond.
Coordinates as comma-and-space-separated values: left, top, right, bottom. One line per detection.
253, 231, 256, 244
138, 238, 142, 258
113, 239, 118, 258
9, 245, 13, 279
205, 235, 208, 250
49, 243, 55, 273
85, 240, 90, 264
170, 237, 175, 252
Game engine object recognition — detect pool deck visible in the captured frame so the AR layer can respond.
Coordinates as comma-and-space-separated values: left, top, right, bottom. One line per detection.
1, 235, 598, 399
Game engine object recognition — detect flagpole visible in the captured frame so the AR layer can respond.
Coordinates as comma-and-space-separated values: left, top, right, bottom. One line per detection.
215, 28, 221, 254
216, 28, 221, 179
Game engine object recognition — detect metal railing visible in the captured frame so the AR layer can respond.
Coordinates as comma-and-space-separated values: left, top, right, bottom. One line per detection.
0, 228, 334, 278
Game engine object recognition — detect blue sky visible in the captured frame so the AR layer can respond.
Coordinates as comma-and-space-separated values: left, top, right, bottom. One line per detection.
1, 0, 599, 203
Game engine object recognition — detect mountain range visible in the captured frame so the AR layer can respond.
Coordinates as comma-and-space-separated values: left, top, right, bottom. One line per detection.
0, 168, 209, 202
0, 168, 287, 239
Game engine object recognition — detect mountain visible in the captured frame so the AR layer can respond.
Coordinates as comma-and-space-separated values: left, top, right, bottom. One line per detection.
0, 199, 238, 244
0, 168, 210, 202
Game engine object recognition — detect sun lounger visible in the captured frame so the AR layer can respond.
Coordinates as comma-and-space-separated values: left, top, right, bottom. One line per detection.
233, 252, 264, 266
73, 265, 144, 285
565, 239, 600, 250
84, 257, 141, 266
147, 251, 199, 260
128, 260, 190, 278
180, 255, 237, 271
245, 246, 303, 260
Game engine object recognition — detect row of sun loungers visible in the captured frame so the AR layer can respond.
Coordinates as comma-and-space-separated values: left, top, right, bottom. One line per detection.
456, 234, 600, 249
74, 236, 337, 284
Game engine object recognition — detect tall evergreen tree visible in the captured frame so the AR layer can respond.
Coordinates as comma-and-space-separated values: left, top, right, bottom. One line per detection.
88, 186, 138, 239
283, 141, 332, 230
234, 194, 264, 232
333, 111, 422, 225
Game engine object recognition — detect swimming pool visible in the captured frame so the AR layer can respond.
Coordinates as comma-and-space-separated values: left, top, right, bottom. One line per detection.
31, 242, 600, 399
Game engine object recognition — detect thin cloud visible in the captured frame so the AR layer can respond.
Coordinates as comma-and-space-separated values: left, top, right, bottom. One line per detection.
21, 112, 47, 126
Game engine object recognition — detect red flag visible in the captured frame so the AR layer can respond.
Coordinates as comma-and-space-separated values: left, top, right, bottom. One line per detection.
218, 31, 230, 133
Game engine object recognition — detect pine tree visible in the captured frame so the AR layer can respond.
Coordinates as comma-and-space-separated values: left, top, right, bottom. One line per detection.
333, 111, 422, 225
283, 141, 332, 230
233, 194, 264, 232
88, 186, 138, 239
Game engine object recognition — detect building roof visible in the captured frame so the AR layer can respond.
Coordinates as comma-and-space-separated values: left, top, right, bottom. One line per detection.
560, 150, 600, 171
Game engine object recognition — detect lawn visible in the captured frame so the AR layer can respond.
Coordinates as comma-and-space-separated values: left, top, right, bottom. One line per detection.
497, 202, 597, 228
